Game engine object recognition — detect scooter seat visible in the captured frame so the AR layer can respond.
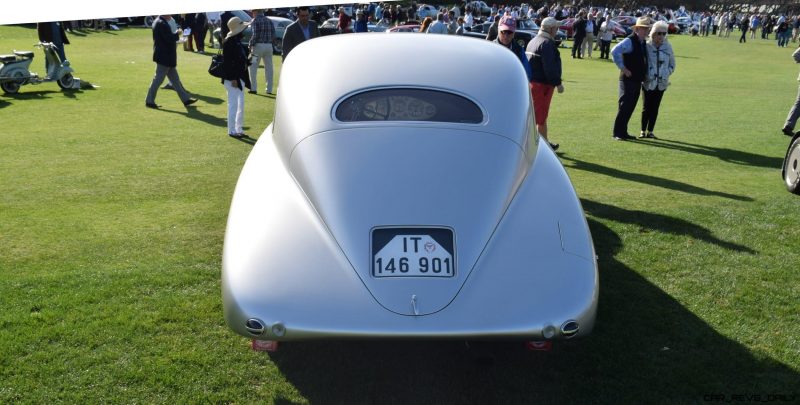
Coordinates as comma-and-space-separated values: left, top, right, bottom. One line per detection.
13, 51, 34, 58
0, 55, 16, 63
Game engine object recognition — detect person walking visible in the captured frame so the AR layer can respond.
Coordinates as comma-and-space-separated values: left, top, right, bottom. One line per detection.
739, 15, 749, 43
145, 15, 197, 109
248, 9, 275, 95
610, 17, 651, 141
222, 17, 252, 138
526, 17, 564, 151
640, 21, 676, 139
281, 6, 320, 61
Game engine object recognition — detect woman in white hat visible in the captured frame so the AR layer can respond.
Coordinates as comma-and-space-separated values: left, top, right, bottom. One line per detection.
221, 17, 252, 138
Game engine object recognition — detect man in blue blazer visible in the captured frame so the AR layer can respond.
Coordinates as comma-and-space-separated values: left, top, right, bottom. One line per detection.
145, 15, 197, 109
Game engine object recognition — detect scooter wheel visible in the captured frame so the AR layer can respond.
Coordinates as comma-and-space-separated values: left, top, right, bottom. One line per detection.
57, 73, 75, 90
1, 70, 26, 94
1, 81, 20, 94
784, 136, 800, 195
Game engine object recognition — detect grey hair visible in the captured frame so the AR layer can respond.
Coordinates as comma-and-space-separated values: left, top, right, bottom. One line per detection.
650, 21, 669, 36
541, 17, 560, 30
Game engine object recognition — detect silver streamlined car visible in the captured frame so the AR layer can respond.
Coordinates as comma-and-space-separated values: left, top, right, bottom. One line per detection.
223, 34, 598, 343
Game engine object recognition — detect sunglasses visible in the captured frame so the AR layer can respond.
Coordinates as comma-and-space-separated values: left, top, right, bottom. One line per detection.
654, 32, 667, 36
500, 30, 514, 35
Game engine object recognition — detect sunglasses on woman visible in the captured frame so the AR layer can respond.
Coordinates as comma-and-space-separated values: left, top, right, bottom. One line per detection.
500, 30, 514, 35
654, 32, 667, 36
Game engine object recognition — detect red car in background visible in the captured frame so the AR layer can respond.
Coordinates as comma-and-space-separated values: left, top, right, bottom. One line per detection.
387, 24, 421, 33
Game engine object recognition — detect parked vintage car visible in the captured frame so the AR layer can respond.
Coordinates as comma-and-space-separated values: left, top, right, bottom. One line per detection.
223, 34, 598, 346
464, 19, 565, 48
417, 4, 439, 19
267, 16, 292, 55
212, 11, 288, 55
466, 1, 492, 16
653, 16, 680, 34
674, 16, 693, 33
783, 134, 800, 194
319, 17, 383, 35
387, 23, 421, 33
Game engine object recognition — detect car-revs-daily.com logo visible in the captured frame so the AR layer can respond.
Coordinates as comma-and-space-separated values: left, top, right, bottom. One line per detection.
703, 394, 796, 402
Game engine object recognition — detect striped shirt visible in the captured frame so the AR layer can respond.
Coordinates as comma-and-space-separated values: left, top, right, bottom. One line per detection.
249, 14, 275, 46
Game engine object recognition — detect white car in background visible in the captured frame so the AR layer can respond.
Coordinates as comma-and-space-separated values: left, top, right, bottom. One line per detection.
417, 4, 439, 19
212, 11, 288, 55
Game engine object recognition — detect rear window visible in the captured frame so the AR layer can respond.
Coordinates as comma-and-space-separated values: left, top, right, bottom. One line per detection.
335, 89, 483, 124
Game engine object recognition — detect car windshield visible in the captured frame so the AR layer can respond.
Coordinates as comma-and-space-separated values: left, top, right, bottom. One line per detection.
336, 89, 483, 123
518, 19, 538, 30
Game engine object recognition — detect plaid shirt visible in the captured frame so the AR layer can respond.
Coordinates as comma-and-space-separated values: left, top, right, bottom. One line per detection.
249, 14, 275, 46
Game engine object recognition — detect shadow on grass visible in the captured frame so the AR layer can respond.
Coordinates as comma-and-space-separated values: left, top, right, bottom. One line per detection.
263, 219, 794, 402
232, 134, 256, 146
581, 199, 756, 254
0, 89, 91, 101
157, 106, 227, 128
192, 93, 224, 105
160, 86, 224, 105
634, 138, 783, 169
560, 154, 753, 201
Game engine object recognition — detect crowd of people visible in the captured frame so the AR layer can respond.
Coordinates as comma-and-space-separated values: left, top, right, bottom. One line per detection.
132, 3, 800, 143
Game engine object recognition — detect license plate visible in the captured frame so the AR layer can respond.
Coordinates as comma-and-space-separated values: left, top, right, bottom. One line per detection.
371, 227, 455, 278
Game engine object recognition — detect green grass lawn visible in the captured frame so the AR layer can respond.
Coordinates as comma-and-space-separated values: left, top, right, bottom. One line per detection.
1, 25, 798, 403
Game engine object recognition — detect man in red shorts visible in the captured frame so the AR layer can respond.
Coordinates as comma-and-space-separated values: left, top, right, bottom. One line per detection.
525, 17, 564, 151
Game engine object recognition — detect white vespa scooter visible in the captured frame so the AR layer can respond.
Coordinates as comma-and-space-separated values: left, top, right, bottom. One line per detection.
0, 42, 79, 94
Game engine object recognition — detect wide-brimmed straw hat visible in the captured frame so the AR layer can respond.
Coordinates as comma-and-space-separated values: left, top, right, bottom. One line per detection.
226, 17, 250, 39
633, 16, 652, 28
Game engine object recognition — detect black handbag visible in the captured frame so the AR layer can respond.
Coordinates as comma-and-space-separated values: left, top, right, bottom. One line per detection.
208, 50, 224, 78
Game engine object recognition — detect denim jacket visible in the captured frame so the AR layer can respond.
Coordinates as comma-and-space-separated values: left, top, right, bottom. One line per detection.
643, 41, 675, 91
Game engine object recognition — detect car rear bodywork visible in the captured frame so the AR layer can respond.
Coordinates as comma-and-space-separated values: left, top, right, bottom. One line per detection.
223, 34, 598, 342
